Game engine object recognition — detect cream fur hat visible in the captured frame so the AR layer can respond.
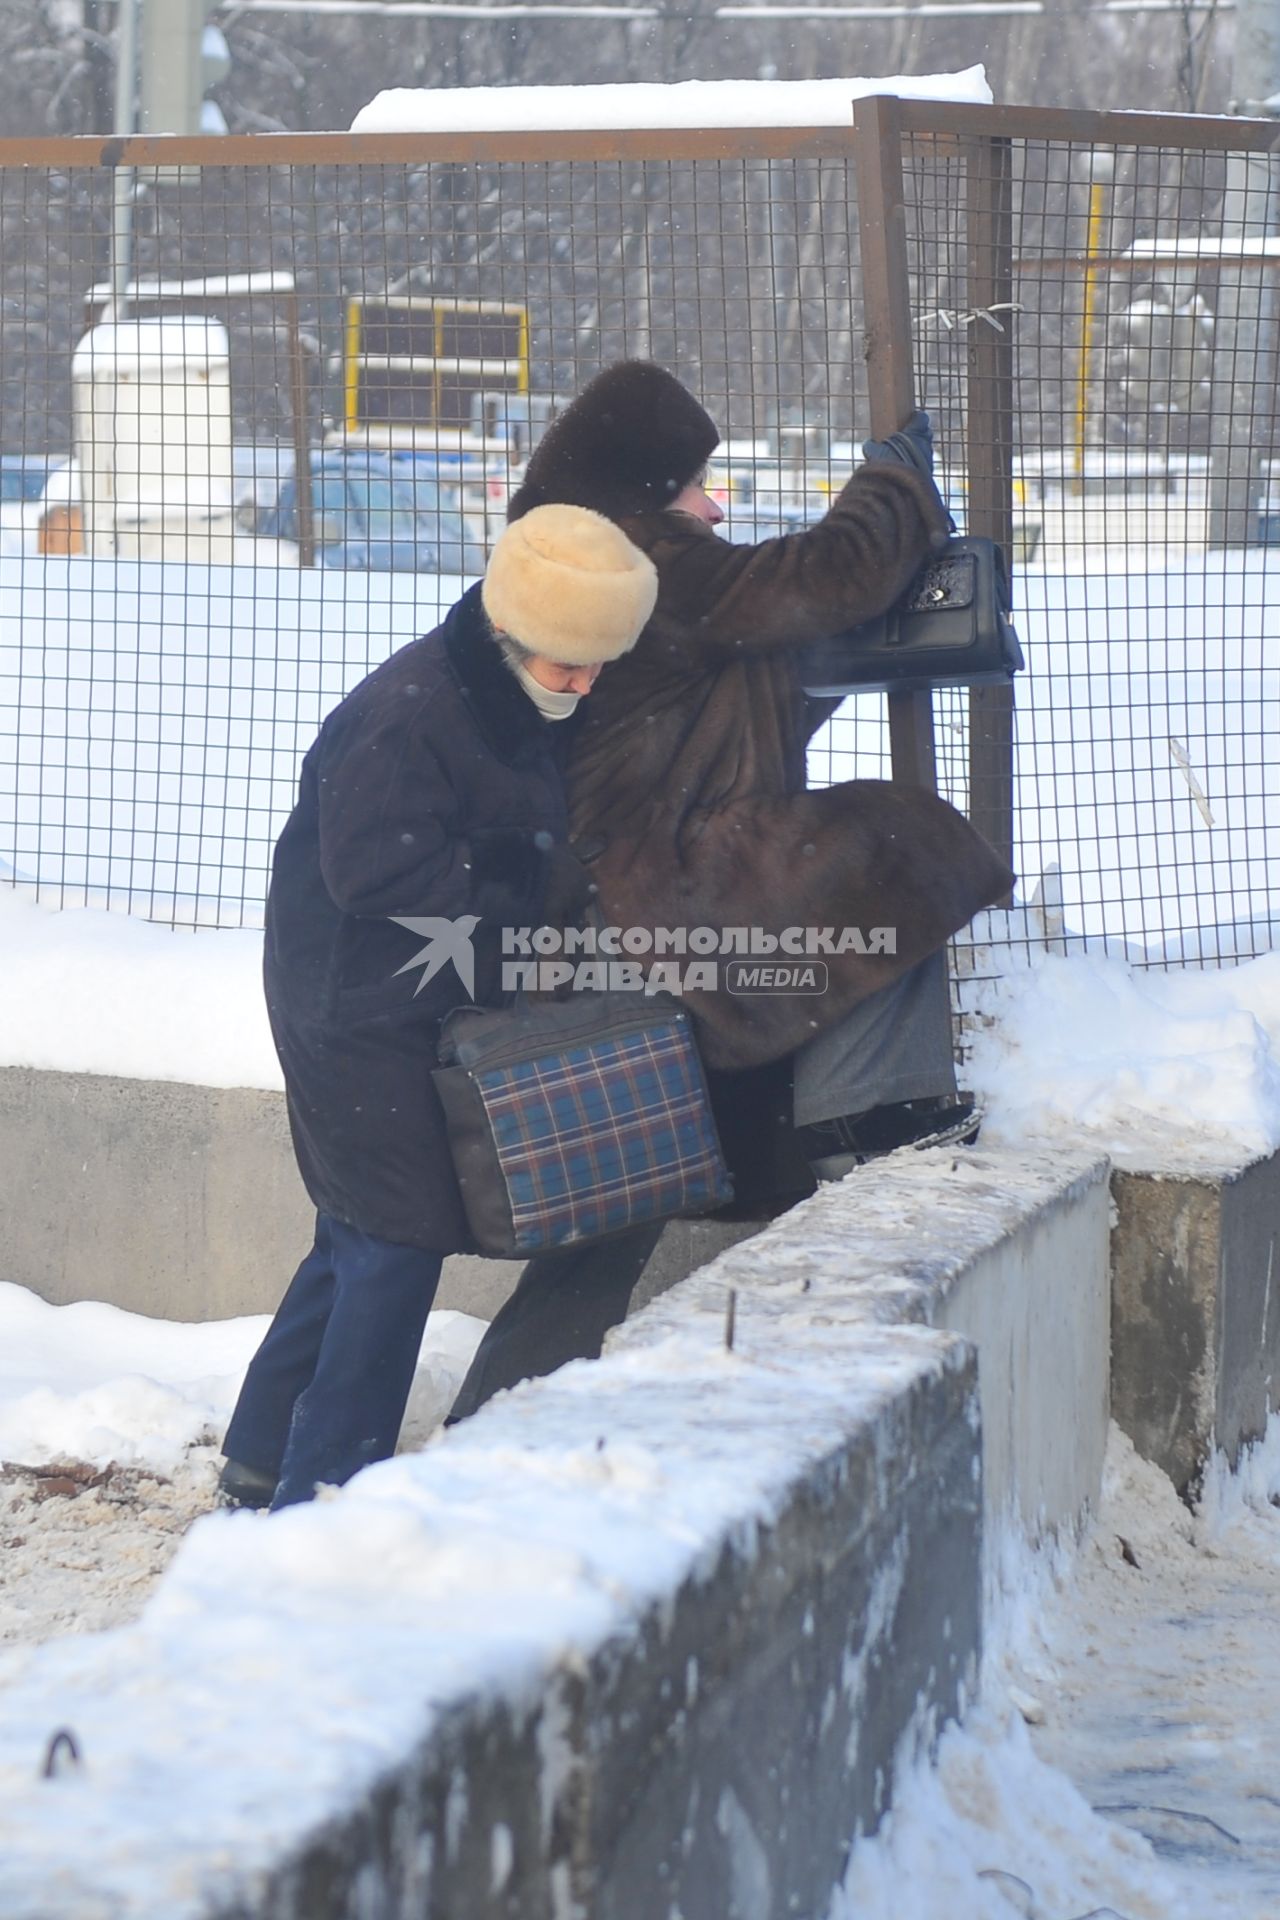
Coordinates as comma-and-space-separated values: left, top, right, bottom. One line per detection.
481, 503, 658, 666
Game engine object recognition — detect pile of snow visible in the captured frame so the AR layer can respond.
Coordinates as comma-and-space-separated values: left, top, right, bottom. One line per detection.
963, 928, 1280, 1170
0, 1283, 483, 1481
836, 1709, 1228, 1919
0, 888, 279, 1089
0, 1286, 486, 1649
0, 1290, 485, 1482
352, 69, 993, 135
0, 1286, 265, 1476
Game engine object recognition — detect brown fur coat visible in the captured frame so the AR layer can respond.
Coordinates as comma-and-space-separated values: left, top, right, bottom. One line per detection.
567, 463, 1015, 1070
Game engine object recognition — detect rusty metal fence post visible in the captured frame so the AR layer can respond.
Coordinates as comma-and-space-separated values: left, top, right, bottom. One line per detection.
855, 105, 1018, 872
964, 132, 1017, 886
853, 95, 938, 797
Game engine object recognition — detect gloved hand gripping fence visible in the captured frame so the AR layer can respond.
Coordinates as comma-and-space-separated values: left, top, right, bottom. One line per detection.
860, 408, 937, 478
802, 410, 1025, 695
861, 409, 951, 537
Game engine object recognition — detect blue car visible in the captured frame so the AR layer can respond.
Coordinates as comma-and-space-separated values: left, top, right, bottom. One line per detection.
259, 451, 487, 577
0, 453, 58, 505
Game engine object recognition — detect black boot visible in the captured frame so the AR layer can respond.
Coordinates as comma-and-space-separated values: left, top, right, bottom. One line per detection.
217, 1458, 278, 1510
798, 1096, 981, 1182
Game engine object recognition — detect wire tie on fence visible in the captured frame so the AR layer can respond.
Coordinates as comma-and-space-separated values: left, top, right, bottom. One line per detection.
41, 1728, 82, 1779
914, 301, 1024, 332
975, 302, 1024, 332
1168, 736, 1216, 826
724, 1288, 737, 1353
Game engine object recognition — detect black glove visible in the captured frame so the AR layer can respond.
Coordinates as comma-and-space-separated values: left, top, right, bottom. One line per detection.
860, 408, 935, 478
860, 408, 952, 541
539, 841, 597, 928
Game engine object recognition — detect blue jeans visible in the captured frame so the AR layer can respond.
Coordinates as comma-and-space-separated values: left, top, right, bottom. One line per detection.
223, 1213, 443, 1510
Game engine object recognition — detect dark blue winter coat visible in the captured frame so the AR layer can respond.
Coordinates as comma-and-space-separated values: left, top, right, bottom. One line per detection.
263, 583, 571, 1250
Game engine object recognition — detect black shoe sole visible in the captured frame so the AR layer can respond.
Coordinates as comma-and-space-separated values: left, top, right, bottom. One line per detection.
809, 1106, 983, 1182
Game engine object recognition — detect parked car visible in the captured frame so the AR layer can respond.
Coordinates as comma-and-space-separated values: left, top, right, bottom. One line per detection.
256, 450, 487, 577
0, 453, 65, 556
1256, 465, 1280, 545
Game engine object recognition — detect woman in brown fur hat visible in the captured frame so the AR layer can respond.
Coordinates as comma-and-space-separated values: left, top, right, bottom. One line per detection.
505, 360, 1014, 1194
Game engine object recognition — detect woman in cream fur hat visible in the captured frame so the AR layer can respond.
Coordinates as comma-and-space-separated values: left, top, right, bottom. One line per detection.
220, 504, 668, 1510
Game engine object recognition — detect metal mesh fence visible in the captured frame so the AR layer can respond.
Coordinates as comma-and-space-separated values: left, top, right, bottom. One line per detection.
894, 113, 1279, 968
1, 110, 1278, 970
0, 137, 868, 925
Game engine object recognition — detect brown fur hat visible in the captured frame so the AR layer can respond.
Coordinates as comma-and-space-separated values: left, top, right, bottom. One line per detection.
507, 360, 720, 523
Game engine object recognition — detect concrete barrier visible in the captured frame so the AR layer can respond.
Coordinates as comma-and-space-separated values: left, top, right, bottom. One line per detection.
18, 1061, 1268, 1535
0, 1127, 1113, 1920
0, 1064, 758, 1324
240, 1325, 982, 1920
0, 1065, 311, 1322
610, 1144, 1113, 1565
1, 1057, 1112, 1555
0, 1306, 981, 1920
1111, 1145, 1280, 1494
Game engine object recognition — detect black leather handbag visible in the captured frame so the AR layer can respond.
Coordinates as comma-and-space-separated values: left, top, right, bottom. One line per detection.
800, 535, 1025, 696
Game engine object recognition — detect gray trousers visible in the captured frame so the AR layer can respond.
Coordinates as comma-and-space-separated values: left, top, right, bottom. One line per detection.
791, 949, 958, 1127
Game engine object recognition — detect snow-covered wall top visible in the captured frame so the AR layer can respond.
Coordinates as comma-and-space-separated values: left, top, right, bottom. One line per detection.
351, 69, 992, 135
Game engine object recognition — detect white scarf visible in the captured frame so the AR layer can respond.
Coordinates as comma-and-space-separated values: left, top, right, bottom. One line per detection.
512, 660, 581, 721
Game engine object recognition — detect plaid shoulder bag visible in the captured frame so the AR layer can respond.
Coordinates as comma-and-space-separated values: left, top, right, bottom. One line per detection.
433, 989, 733, 1257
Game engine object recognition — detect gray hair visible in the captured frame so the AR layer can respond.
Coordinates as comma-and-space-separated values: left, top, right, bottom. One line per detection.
494, 629, 538, 676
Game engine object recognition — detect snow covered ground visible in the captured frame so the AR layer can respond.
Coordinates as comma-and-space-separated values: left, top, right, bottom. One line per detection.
836, 1419, 1280, 1920
0, 1286, 485, 1648
962, 913, 1280, 1173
